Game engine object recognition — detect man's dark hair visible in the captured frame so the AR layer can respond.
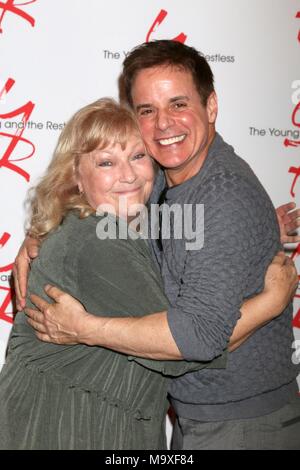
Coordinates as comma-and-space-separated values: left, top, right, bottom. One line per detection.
119, 40, 215, 108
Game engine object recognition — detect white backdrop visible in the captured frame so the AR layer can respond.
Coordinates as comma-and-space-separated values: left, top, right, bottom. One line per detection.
0, 0, 300, 444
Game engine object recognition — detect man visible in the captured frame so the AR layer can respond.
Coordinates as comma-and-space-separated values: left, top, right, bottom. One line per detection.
16, 41, 300, 449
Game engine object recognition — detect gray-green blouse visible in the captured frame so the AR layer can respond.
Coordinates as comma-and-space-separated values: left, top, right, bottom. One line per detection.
0, 212, 224, 450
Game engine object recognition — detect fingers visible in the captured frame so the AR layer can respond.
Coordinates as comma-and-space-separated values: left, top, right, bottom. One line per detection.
27, 237, 41, 259
283, 256, 297, 270
280, 207, 300, 242
25, 307, 58, 344
44, 284, 67, 302
284, 207, 300, 220
283, 256, 294, 266
26, 314, 52, 343
271, 252, 286, 265
277, 202, 296, 217
26, 316, 47, 334
17, 256, 30, 300
277, 203, 300, 245
29, 293, 52, 312
269, 252, 298, 272
14, 236, 40, 300
281, 257, 299, 292
35, 333, 52, 343
282, 211, 300, 228
25, 306, 45, 323
25, 306, 49, 337
273, 252, 297, 269
281, 235, 300, 244
14, 242, 31, 300
12, 264, 25, 311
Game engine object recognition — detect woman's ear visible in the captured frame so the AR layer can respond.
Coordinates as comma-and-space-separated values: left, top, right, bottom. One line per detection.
73, 164, 83, 194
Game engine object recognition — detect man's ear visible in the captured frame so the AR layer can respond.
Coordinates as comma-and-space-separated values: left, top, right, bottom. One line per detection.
206, 92, 218, 124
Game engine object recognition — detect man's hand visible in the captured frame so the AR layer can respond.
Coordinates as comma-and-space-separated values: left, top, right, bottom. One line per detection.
26, 285, 181, 359
262, 251, 299, 318
276, 202, 300, 244
25, 285, 94, 345
13, 236, 41, 311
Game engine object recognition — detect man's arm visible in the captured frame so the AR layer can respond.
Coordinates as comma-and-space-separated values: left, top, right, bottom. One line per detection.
15, 200, 300, 311
18, 196, 299, 361
26, 251, 297, 360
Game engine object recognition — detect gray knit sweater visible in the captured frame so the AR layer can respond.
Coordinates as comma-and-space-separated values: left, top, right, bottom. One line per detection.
149, 133, 299, 421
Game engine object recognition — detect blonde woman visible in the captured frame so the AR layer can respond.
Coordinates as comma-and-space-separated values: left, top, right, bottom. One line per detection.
0, 98, 217, 450
0, 99, 297, 450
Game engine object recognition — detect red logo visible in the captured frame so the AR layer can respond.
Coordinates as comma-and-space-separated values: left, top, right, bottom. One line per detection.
0, 232, 14, 325
284, 101, 300, 149
146, 9, 187, 43
0, 0, 36, 34
284, 12, 300, 149
0, 285, 14, 325
0, 232, 13, 272
289, 166, 300, 198
284, 11, 300, 327
0, 77, 35, 182
293, 309, 300, 329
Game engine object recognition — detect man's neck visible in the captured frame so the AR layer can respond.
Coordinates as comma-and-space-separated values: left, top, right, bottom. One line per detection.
165, 128, 216, 188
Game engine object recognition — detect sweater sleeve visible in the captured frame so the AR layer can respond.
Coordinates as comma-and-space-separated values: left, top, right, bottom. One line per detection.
128, 351, 227, 377
167, 171, 258, 361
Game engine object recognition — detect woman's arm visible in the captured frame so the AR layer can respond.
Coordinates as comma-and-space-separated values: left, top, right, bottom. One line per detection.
13, 236, 41, 310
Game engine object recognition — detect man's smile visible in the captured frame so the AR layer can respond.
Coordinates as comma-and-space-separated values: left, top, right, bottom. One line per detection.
157, 134, 186, 146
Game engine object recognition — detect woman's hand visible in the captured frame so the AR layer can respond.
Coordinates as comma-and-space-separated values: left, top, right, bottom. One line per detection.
276, 202, 300, 244
230, 252, 299, 351
262, 251, 299, 319
13, 236, 41, 310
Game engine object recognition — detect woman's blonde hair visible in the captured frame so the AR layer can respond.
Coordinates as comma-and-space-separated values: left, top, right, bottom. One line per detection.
28, 98, 142, 239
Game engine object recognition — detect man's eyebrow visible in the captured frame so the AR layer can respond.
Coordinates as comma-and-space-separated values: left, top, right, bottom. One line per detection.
135, 96, 189, 111
169, 95, 190, 103
135, 103, 152, 111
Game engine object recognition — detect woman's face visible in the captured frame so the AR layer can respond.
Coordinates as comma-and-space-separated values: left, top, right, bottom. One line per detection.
76, 134, 155, 217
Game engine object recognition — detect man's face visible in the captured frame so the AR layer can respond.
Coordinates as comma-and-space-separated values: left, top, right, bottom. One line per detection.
131, 66, 217, 184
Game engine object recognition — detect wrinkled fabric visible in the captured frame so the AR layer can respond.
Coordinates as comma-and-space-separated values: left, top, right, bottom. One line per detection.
0, 212, 217, 450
